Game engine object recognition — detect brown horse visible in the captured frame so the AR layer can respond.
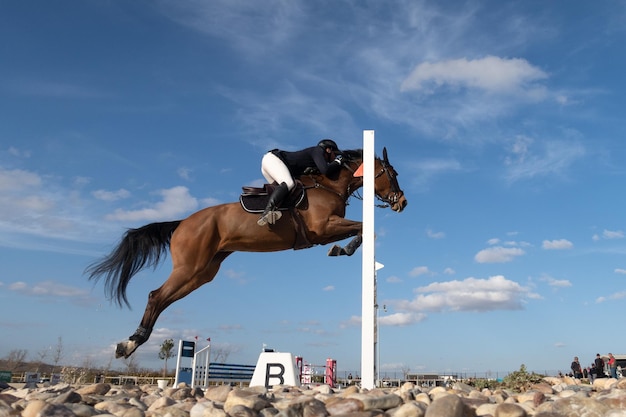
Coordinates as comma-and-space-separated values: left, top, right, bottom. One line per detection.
86, 148, 407, 358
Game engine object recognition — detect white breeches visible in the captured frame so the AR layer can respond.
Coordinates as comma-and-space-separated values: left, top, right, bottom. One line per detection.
261, 152, 295, 190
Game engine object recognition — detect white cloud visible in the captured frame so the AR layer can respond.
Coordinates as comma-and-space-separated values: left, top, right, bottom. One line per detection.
322, 285, 335, 291
340, 315, 362, 328
504, 136, 585, 182
426, 229, 445, 239
6, 280, 94, 306
7, 147, 31, 158
386, 276, 403, 283
487, 238, 500, 245
201, 197, 222, 207
401, 56, 547, 95
475, 246, 525, 263
542, 239, 573, 250
593, 230, 625, 241
0, 167, 42, 191
391, 275, 537, 313
177, 167, 192, 181
105, 186, 198, 221
443, 268, 455, 275
379, 312, 426, 326
92, 188, 131, 202
540, 275, 572, 288
597, 291, 626, 303
603, 229, 624, 239
409, 266, 431, 277
615, 269, 626, 275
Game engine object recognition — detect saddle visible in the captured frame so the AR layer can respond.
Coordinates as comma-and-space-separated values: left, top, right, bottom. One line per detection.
239, 181, 307, 213
240, 181, 311, 250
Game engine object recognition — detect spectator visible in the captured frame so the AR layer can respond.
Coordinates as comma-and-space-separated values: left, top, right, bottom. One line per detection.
594, 354, 605, 378
571, 356, 583, 379
589, 364, 597, 383
608, 353, 618, 379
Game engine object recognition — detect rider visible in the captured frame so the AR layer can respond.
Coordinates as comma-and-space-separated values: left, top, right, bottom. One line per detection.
257, 139, 343, 226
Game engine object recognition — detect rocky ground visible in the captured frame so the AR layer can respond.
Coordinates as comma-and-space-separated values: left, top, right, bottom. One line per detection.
2, 375, 626, 417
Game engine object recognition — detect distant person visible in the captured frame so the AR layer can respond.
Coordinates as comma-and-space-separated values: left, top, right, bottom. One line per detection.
571, 356, 583, 379
608, 353, 618, 379
589, 364, 597, 383
595, 353, 605, 378
257, 139, 343, 226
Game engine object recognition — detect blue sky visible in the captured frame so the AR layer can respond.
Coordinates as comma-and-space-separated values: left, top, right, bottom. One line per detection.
1, 0, 626, 378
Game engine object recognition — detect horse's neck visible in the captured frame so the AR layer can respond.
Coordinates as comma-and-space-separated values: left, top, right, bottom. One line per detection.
300, 162, 362, 198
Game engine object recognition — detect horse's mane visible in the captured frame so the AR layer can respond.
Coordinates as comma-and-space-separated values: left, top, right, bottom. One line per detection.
341, 149, 363, 162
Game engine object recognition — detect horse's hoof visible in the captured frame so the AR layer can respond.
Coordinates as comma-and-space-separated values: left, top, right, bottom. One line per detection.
115, 340, 137, 359
327, 245, 345, 256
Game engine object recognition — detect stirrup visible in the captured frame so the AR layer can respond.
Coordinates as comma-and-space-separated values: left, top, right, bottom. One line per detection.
257, 210, 282, 226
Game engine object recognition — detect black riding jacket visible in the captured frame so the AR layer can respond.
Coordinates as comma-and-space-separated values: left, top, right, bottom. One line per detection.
271, 146, 342, 177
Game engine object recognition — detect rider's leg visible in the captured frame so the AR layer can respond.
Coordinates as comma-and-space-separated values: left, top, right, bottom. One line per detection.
258, 153, 294, 226
258, 182, 289, 226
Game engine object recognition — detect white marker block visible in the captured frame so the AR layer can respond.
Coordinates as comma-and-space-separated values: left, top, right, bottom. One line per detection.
250, 352, 301, 388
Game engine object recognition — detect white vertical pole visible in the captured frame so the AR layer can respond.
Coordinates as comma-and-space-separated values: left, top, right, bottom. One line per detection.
361, 130, 375, 390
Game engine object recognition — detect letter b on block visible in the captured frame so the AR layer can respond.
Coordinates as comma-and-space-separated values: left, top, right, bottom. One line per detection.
250, 352, 300, 388
265, 363, 285, 386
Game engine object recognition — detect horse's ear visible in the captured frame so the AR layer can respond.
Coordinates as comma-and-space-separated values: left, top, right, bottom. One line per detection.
383, 147, 389, 164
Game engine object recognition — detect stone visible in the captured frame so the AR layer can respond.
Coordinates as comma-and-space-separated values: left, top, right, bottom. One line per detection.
325, 398, 363, 415
348, 393, 403, 411
190, 401, 228, 417
9, 374, 626, 417
147, 396, 177, 410
475, 402, 498, 416
224, 388, 271, 413
424, 394, 464, 417
76, 383, 111, 396
51, 390, 82, 404
388, 401, 427, 417
205, 386, 233, 403
22, 399, 47, 417
226, 404, 257, 417
36, 403, 76, 417
494, 403, 527, 417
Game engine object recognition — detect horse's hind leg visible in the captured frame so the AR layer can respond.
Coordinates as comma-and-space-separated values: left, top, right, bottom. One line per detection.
116, 251, 232, 358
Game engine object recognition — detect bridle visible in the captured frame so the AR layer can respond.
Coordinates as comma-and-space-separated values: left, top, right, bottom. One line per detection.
320, 147, 403, 209
375, 154, 402, 209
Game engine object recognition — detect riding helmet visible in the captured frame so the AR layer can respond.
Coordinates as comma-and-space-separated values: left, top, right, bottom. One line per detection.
318, 139, 339, 152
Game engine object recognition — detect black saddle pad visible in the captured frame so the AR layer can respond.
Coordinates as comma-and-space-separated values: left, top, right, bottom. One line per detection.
239, 183, 307, 213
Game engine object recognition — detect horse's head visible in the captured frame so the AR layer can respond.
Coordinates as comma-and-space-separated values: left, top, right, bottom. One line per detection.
342, 148, 408, 213
373, 147, 407, 212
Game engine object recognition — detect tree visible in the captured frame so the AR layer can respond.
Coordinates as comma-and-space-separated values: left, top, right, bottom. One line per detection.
212, 346, 232, 363
123, 354, 139, 374
5, 349, 28, 371
52, 336, 64, 371
158, 339, 175, 377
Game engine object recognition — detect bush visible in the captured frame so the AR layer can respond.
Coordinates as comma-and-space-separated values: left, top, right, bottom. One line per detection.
468, 378, 500, 391
502, 364, 545, 392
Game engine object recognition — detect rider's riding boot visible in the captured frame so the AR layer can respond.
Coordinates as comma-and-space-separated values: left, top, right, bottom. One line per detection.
257, 182, 289, 226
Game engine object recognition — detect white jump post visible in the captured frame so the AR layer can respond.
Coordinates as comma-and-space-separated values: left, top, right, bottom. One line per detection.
361, 130, 376, 390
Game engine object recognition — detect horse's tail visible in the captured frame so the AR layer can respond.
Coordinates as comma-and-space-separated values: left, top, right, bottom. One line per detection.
86, 220, 182, 308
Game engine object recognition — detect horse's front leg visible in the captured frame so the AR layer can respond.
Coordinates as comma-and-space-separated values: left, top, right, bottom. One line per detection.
328, 234, 362, 256
311, 216, 363, 257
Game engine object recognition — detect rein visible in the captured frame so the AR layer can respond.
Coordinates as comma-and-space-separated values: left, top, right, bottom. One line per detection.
302, 158, 397, 208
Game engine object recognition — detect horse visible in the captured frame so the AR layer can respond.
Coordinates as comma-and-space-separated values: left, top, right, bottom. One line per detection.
86, 148, 408, 359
